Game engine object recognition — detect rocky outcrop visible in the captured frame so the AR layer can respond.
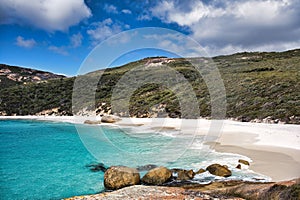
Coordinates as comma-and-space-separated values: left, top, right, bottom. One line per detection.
141, 166, 172, 185
104, 166, 140, 190
172, 169, 195, 181
101, 115, 121, 123
206, 164, 232, 177
0, 64, 65, 88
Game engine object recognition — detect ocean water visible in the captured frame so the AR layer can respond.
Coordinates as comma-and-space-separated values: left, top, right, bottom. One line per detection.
0, 120, 270, 199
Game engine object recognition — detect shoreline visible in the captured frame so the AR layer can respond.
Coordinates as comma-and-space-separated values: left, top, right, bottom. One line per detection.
1, 116, 299, 182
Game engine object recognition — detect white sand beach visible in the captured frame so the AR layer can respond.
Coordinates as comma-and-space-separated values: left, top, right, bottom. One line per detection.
1, 116, 299, 181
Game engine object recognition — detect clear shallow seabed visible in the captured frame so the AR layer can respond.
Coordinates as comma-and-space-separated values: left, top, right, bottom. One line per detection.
0, 120, 270, 199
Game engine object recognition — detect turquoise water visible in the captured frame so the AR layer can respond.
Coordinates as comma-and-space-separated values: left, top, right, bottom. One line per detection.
0, 120, 102, 199
0, 120, 269, 199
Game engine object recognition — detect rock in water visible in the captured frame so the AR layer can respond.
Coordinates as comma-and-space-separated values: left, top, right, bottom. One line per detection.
104, 166, 140, 190
206, 164, 232, 177
238, 159, 250, 166
142, 166, 172, 185
171, 169, 195, 181
86, 163, 107, 172
101, 115, 121, 123
195, 168, 206, 174
236, 164, 242, 169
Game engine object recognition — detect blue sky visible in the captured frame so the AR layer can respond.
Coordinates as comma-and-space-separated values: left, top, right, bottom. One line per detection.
0, 0, 299, 76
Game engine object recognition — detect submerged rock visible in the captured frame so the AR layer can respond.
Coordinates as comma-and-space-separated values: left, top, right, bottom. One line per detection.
101, 115, 121, 123
206, 164, 232, 177
238, 159, 250, 166
171, 169, 195, 181
86, 163, 107, 172
142, 166, 172, 185
104, 166, 140, 190
137, 164, 158, 171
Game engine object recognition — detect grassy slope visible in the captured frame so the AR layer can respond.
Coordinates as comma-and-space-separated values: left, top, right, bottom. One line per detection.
0, 49, 299, 123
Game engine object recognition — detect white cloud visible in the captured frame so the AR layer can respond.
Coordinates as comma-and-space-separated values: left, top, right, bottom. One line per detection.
87, 18, 129, 46
104, 4, 118, 14
137, 13, 152, 21
150, 0, 300, 55
122, 9, 132, 14
48, 46, 68, 56
15, 36, 36, 48
0, 0, 91, 32
70, 33, 83, 48
143, 33, 205, 57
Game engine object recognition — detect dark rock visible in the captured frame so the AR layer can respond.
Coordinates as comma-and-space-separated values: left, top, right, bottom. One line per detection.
206, 164, 232, 177
137, 164, 158, 171
142, 166, 172, 185
238, 159, 250, 166
236, 164, 241, 169
171, 169, 195, 181
104, 166, 140, 190
86, 163, 107, 172
101, 115, 121, 123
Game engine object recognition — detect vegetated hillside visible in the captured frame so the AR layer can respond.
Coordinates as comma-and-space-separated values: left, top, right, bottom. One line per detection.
0, 49, 299, 123
0, 64, 65, 88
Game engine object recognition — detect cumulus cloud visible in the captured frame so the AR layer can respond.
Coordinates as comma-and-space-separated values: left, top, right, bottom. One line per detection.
15, 36, 36, 48
48, 46, 68, 56
70, 33, 83, 48
122, 9, 132, 14
0, 0, 91, 32
104, 4, 118, 14
150, 0, 300, 55
87, 18, 130, 46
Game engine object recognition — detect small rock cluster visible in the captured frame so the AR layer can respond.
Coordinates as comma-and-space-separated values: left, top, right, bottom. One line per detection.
103, 160, 251, 190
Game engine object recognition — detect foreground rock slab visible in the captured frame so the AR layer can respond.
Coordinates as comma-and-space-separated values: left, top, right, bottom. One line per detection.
104, 166, 140, 190
66, 179, 300, 200
66, 185, 243, 200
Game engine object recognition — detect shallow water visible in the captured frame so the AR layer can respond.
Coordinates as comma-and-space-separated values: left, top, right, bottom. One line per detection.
0, 120, 269, 199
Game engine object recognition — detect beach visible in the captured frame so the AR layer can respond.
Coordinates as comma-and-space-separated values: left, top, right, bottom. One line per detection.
1, 116, 299, 182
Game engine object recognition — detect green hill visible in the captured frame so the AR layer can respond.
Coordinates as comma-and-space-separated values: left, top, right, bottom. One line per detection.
0, 49, 299, 123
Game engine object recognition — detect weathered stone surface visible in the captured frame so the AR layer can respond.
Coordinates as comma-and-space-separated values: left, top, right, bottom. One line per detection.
84, 120, 101, 124
236, 164, 241, 169
142, 166, 172, 185
104, 166, 140, 190
238, 159, 250, 166
65, 185, 244, 200
206, 164, 232, 177
66, 179, 300, 200
101, 115, 121, 123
